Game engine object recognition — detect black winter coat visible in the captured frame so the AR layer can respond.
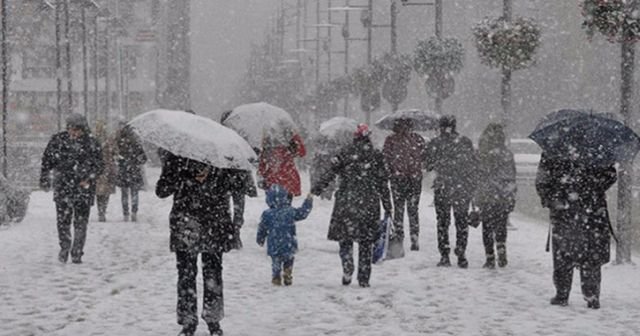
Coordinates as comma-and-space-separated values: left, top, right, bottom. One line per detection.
115, 127, 147, 189
311, 138, 392, 243
425, 132, 478, 200
474, 147, 517, 212
156, 154, 238, 253
535, 152, 616, 267
40, 131, 103, 204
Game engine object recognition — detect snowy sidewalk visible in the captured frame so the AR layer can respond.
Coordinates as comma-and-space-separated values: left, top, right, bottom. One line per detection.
1, 173, 640, 336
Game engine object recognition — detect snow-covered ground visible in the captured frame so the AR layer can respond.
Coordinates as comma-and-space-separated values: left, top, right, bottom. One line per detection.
2, 169, 640, 336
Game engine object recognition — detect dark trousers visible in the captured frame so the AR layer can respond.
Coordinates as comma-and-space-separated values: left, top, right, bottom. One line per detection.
552, 244, 602, 300
121, 187, 139, 216
271, 255, 295, 278
175, 251, 224, 328
390, 176, 422, 240
434, 188, 470, 257
480, 203, 509, 256
96, 195, 110, 217
56, 199, 91, 260
339, 240, 373, 283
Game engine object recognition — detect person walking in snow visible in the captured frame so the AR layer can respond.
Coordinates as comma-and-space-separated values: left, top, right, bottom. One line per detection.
256, 185, 313, 286
114, 122, 147, 222
40, 114, 103, 264
425, 115, 478, 268
258, 129, 306, 198
383, 119, 426, 252
311, 124, 392, 288
473, 123, 517, 269
535, 151, 616, 309
156, 153, 238, 336
94, 120, 117, 222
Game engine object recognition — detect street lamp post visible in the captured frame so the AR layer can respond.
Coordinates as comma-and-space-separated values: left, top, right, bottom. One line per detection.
1, 0, 7, 177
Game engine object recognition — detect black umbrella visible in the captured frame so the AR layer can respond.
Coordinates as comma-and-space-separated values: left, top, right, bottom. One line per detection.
529, 109, 640, 166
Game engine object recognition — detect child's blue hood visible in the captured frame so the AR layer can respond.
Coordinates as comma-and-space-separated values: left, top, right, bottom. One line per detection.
266, 184, 290, 208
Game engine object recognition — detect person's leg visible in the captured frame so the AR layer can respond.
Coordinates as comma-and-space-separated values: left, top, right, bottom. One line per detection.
481, 206, 496, 269
231, 192, 245, 249
283, 256, 295, 286
407, 177, 422, 250
130, 188, 139, 222
176, 251, 199, 332
96, 195, 108, 221
121, 187, 130, 220
201, 251, 224, 332
357, 241, 373, 287
339, 241, 354, 285
434, 188, 452, 266
70, 201, 91, 263
55, 200, 73, 263
495, 209, 509, 267
580, 264, 602, 309
390, 179, 407, 241
452, 197, 471, 268
271, 255, 283, 285
551, 244, 574, 305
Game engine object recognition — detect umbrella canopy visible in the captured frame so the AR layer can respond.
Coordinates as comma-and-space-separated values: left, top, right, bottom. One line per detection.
223, 102, 297, 149
318, 117, 358, 146
375, 109, 440, 131
128, 109, 257, 171
529, 109, 640, 166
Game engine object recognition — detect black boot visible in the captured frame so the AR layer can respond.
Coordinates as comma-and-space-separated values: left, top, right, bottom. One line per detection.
457, 255, 469, 269
482, 255, 496, 269
550, 295, 568, 306
342, 273, 352, 286
437, 254, 451, 267
177, 324, 197, 336
410, 234, 419, 251
586, 297, 600, 309
207, 322, 223, 335
497, 243, 507, 268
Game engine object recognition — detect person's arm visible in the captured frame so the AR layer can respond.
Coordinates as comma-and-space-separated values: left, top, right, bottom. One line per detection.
375, 153, 393, 216
310, 151, 345, 196
256, 212, 268, 246
293, 194, 313, 221
535, 153, 552, 208
290, 134, 306, 157
155, 156, 180, 198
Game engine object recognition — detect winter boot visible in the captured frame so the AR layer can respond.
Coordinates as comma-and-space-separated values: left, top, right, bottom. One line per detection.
98, 212, 106, 222
272, 275, 282, 286
342, 273, 352, 286
58, 249, 69, 263
483, 254, 496, 269
131, 212, 137, 222
550, 295, 569, 306
410, 234, 419, 251
207, 322, 223, 335
177, 324, 197, 336
497, 243, 507, 268
437, 254, 451, 267
123, 214, 130, 222
586, 296, 600, 309
283, 267, 293, 286
457, 255, 469, 269
358, 280, 370, 288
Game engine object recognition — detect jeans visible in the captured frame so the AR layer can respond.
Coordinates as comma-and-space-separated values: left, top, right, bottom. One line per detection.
271, 255, 295, 278
390, 176, 422, 240
339, 240, 373, 284
56, 199, 91, 260
121, 187, 139, 216
175, 251, 224, 327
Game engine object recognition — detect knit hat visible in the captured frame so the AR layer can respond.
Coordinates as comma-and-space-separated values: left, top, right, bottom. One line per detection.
66, 113, 89, 131
354, 123, 371, 138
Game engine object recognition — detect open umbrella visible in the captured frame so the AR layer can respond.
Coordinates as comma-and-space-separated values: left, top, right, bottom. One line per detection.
128, 109, 257, 171
375, 108, 440, 131
318, 117, 358, 148
223, 102, 298, 149
529, 109, 640, 166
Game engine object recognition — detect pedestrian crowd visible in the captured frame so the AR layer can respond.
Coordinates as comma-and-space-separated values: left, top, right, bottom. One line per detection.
38, 112, 617, 336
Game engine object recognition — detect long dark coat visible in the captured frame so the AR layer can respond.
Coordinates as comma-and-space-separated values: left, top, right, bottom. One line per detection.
425, 131, 478, 200
115, 126, 147, 190
535, 152, 616, 267
155, 153, 237, 254
311, 137, 392, 243
40, 131, 103, 205
474, 148, 517, 212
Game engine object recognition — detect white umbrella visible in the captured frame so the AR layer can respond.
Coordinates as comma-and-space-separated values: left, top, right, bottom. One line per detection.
223, 102, 297, 149
375, 109, 440, 131
128, 109, 257, 171
318, 117, 358, 148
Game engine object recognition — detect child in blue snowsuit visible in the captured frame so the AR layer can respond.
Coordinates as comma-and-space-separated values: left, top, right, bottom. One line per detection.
257, 184, 313, 286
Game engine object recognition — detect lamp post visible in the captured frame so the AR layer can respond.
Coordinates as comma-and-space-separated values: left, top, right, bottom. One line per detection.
1, 0, 7, 177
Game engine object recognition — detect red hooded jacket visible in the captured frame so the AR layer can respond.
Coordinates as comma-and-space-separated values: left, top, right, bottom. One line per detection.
258, 134, 306, 196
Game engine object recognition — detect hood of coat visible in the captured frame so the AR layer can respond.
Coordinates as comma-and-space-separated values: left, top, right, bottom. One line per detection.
266, 184, 291, 208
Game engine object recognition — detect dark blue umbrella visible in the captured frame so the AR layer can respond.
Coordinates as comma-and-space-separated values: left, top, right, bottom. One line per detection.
529, 109, 640, 166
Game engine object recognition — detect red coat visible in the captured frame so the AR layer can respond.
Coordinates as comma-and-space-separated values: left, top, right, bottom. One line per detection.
383, 131, 426, 179
258, 134, 306, 196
